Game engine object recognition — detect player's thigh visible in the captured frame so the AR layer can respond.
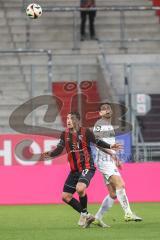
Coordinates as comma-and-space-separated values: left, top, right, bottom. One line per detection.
109, 175, 125, 189
101, 163, 119, 183
63, 172, 79, 195
77, 169, 95, 190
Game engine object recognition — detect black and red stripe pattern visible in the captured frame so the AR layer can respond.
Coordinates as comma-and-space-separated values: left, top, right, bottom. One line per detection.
64, 128, 95, 172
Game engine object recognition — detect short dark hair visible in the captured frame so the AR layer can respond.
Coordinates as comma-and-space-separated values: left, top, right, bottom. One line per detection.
68, 111, 81, 120
99, 102, 111, 111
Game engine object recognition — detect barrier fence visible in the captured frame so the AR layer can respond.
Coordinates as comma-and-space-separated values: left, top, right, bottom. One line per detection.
22, 4, 160, 50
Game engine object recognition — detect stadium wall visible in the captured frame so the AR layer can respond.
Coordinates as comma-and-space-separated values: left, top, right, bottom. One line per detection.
0, 134, 160, 204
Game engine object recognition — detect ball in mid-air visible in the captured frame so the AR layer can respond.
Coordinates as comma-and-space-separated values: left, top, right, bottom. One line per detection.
26, 3, 42, 19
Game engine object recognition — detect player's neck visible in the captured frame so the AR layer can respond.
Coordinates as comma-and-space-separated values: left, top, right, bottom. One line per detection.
102, 116, 112, 124
70, 125, 80, 133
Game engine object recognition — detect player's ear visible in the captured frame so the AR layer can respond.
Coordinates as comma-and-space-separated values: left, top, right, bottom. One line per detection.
99, 111, 103, 116
99, 110, 106, 116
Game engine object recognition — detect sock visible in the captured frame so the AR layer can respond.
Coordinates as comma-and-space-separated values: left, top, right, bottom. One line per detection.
79, 195, 88, 213
95, 194, 114, 220
67, 198, 83, 213
116, 188, 132, 215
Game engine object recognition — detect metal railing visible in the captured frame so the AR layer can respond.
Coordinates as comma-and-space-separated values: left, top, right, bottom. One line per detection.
40, 1, 160, 47
22, 4, 160, 50
0, 49, 53, 93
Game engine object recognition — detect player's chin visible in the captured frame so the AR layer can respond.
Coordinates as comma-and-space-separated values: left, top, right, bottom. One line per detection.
106, 113, 112, 118
67, 125, 73, 129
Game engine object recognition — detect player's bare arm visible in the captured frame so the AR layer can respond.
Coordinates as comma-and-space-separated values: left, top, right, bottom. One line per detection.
39, 132, 65, 161
97, 147, 123, 169
110, 143, 123, 151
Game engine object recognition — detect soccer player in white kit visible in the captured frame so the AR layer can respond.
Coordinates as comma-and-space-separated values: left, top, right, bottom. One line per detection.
93, 103, 142, 227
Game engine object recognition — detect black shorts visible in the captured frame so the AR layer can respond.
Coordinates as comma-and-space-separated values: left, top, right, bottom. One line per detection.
63, 169, 95, 194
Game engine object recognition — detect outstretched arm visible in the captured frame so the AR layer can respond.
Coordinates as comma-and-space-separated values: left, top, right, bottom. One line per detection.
98, 147, 123, 169
40, 132, 65, 161
87, 128, 123, 151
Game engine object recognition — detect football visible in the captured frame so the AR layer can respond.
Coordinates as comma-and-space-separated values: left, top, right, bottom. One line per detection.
26, 3, 42, 19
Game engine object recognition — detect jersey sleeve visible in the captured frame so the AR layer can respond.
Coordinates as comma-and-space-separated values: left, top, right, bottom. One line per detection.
93, 121, 102, 139
86, 128, 111, 149
50, 131, 65, 157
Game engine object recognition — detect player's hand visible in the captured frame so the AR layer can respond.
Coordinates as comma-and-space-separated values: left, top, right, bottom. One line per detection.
111, 154, 123, 169
110, 143, 123, 151
40, 151, 51, 161
115, 159, 123, 169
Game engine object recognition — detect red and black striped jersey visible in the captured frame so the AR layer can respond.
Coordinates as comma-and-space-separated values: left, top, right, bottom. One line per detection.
50, 127, 111, 172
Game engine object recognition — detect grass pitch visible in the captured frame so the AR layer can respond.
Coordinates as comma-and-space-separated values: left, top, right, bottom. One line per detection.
0, 203, 160, 240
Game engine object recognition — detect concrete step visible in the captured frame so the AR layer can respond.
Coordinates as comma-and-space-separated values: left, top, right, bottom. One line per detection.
6, 10, 26, 18
1, 0, 153, 8
0, 66, 21, 74
123, 32, 160, 39
0, 27, 9, 33
8, 9, 156, 19
0, 11, 5, 18
98, 29, 160, 37
3, 2, 22, 8
0, 34, 11, 41
0, 75, 24, 82
0, 56, 19, 65
97, 11, 156, 17
0, 117, 9, 125
12, 32, 73, 42
106, 53, 160, 64
0, 19, 7, 26
126, 41, 160, 50
19, 55, 50, 65
10, 17, 160, 28
29, 41, 73, 50
0, 105, 21, 112
22, 0, 151, 4
96, 16, 159, 24
0, 109, 17, 117
103, 55, 160, 95
25, 72, 97, 82
95, 23, 160, 31
8, 14, 158, 24
10, 26, 46, 34
24, 0, 152, 6
0, 90, 29, 98
8, 30, 160, 44
0, 96, 29, 105
131, 67, 160, 77
0, 42, 14, 49
23, 65, 96, 76
102, 41, 160, 53
0, 54, 98, 66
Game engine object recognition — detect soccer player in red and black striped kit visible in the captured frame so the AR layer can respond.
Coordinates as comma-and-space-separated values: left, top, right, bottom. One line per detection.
42, 112, 122, 228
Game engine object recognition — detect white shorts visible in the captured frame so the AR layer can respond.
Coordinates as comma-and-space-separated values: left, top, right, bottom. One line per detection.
97, 160, 121, 185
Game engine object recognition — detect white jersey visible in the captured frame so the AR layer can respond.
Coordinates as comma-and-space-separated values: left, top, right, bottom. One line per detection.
93, 118, 120, 181
93, 118, 115, 162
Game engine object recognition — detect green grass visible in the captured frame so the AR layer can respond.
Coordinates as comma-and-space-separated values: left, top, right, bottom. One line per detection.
0, 203, 160, 240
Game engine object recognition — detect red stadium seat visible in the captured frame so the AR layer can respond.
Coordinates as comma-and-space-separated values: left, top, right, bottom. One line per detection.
52, 81, 100, 127
152, 0, 160, 16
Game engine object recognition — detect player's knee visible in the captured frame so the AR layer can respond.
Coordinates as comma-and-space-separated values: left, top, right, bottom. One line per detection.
114, 177, 125, 189
117, 180, 125, 189
76, 185, 85, 197
110, 192, 117, 199
62, 192, 72, 203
